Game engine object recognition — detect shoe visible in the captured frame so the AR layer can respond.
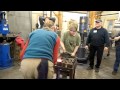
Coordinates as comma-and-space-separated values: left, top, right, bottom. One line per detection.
95, 67, 99, 72
112, 71, 117, 75
87, 66, 93, 70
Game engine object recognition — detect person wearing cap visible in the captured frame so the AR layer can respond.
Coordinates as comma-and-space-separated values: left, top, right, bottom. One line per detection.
19, 17, 61, 79
85, 19, 110, 72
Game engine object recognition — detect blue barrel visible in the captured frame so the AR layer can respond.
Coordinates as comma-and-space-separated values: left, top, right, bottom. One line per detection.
0, 43, 12, 69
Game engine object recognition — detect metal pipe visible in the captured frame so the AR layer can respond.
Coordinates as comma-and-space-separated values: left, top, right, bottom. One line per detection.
43, 11, 44, 17
63, 11, 87, 14
101, 13, 119, 16
43, 11, 47, 17
87, 11, 90, 32
118, 11, 120, 21
50, 11, 52, 17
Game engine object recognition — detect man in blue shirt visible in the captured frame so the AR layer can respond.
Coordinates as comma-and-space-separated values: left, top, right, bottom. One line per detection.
19, 17, 60, 79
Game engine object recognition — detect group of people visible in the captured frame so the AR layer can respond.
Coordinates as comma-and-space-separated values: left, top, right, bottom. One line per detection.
19, 17, 120, 79
19, 17, 81, 79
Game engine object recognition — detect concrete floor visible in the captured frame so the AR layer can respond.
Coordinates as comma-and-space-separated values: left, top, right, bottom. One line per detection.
75, 48, 120, 79
0, 61, 23, 79
0, 48, 120, 79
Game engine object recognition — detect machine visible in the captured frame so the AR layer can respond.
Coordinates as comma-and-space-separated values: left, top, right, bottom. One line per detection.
0, 11, 15, 69
79, 16, 89, 45
54, 52, 77, 79
77, 16, 89, 64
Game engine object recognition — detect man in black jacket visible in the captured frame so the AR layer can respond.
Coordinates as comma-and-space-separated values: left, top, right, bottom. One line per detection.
112, 32, 120, 75
85, 19, 110, 72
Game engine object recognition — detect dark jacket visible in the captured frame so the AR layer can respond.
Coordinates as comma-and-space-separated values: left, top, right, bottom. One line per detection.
86, 27, 110, 47
115, 32, 120, 46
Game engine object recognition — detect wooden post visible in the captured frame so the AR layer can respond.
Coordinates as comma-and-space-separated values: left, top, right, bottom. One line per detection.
53, 11, 63, 30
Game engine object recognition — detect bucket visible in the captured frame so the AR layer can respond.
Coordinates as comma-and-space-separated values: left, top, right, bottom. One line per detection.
0, 43, 12, 69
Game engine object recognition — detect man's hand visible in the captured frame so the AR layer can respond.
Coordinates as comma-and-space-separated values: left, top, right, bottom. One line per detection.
114, 36, 120, 41
85, 45, 88, 49
71, 52, 75, 57
63, 49, 66, 53
60, 41, 66, 53
104, 47, 108, 52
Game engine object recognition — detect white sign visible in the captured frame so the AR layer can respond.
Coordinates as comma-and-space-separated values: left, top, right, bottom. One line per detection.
4, 24, 7, 26
3, 28, 8, 31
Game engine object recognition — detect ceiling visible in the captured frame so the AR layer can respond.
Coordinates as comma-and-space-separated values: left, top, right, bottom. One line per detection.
64, 11, 88, 14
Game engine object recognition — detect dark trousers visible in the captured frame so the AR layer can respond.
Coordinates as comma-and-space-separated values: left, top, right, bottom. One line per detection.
89, 45, 104, 68
37, 59, 48, 79
113, 46, 120, 72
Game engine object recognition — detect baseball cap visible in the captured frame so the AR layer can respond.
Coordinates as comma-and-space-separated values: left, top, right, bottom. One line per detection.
95, 19, 102, 23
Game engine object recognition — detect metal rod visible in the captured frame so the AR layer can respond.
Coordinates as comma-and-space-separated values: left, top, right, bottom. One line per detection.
50, 11, 52, 17
43, 11, 47, 17
63, 11, 87, 14
118, 11, 120, 21
101, 13, 119, 16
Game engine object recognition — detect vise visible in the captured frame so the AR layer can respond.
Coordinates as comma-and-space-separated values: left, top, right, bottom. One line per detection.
0, 11, 9, 37
0, 11, 14, 69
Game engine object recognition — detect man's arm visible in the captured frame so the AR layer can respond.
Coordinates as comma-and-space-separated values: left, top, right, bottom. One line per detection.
104, 29, 110, 47
86, 29, 92, 45
20, 39, 29, 61
114, 32, 120, 41
103, 29, 110, 52
61, 32, 67, 52
85, 29, 92, 49
53, 36, 60, 64
60, 40, 66, 52
62, 32, 66, 44
19, 32, 34, 61
71, 46, 79, 56
71, 34, 81, 56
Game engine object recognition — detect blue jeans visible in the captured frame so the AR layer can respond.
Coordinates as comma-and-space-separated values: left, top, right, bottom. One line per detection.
113, 46, 120, 72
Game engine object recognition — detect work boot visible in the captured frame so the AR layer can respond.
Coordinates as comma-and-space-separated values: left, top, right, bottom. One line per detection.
112, 71, 117, 75
87, 66, 93, 70
95, 67, 99, 72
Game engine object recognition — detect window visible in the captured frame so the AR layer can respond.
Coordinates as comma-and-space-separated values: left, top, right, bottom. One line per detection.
107, 20, 114, 31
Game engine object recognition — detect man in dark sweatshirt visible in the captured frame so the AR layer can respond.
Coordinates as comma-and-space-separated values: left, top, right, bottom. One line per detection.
85, 19, 110, 72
